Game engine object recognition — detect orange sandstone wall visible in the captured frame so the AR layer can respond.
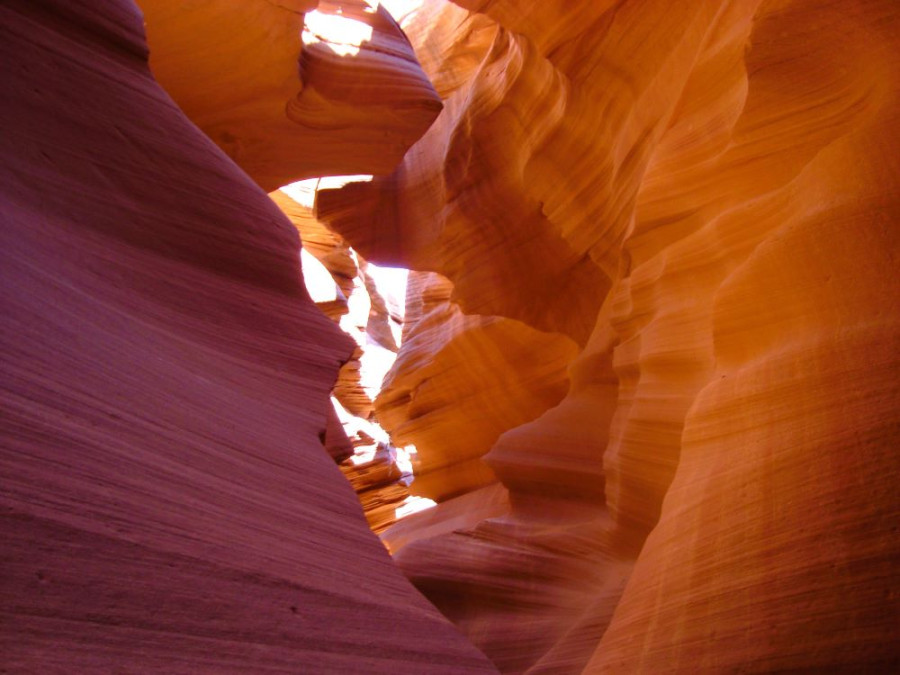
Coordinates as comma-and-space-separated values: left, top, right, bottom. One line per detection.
321, 0, 900, 672
375, 271, 578, 501
0, 1, 497, 671
141, 0, 443, 191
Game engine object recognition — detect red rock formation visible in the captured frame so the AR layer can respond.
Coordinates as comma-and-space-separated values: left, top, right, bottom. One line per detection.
589, 4, 900, 667
271, 188, 356, 317
141, 0, 443, 191
0, 0, 496, 671
323, 0, 900, 672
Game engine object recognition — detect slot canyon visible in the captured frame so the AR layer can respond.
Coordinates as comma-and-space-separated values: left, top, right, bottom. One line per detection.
2, 0, 898, 672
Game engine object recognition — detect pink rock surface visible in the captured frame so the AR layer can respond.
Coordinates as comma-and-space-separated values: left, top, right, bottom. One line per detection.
0, 1, 496, 671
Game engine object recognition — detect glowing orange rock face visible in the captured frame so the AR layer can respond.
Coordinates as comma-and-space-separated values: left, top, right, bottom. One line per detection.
324, 0, 900, 671
141, 0, 442, 191
375, 271, 579, 502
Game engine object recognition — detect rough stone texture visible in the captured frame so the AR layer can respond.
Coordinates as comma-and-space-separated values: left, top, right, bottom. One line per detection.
0, 1, 497, 672
141, 0, 443, 191
328, 0, 899, 672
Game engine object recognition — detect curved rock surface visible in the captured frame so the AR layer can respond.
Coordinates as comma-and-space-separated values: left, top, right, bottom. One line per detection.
0, 1, 496, 672
376, 271, 578, 501
141, 0, 443, 191
4, 0, 899, 672
350, 0, 900, 672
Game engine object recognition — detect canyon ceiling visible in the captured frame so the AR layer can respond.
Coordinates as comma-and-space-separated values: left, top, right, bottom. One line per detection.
2, 0, 898, 673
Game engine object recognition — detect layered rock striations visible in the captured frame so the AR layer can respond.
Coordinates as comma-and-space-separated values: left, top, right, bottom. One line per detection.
141, 0, 443, 191
375, 271, 579, 501
0, 1, 496, 672
4, 0, 899, 672
319, 0, 900, 672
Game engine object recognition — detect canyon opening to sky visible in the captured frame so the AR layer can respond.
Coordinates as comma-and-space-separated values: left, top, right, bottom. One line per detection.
2, 0, 899, 673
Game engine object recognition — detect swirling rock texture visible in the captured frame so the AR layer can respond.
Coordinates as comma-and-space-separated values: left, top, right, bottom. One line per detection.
5, 0, 899, 672
0, 0, 497, 672
375, 271, 578, 501
141, 0, 443, 191
320, 0, 900, 672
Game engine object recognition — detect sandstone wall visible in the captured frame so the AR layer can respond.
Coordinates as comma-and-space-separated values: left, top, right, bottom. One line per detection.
0, 1, 496, 671
141, 0, 443, 191
320, 0, 900, 671
5, 0, 897, 671
375, 271, 579, 501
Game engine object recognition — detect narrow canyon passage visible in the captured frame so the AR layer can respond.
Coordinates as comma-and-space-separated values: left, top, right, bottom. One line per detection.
274, 177, 438, 535
2, 1, 899, 674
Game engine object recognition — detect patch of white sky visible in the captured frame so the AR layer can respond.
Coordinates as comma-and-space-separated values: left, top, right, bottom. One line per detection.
282, 178, 409, 371
301, 8, 372, 57
301, 1, 424, 56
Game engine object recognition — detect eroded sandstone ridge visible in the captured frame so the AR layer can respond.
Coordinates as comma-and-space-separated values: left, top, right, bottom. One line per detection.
318, 0, 900, 672
0, 1, 495, 671
141, 0, 443, 191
